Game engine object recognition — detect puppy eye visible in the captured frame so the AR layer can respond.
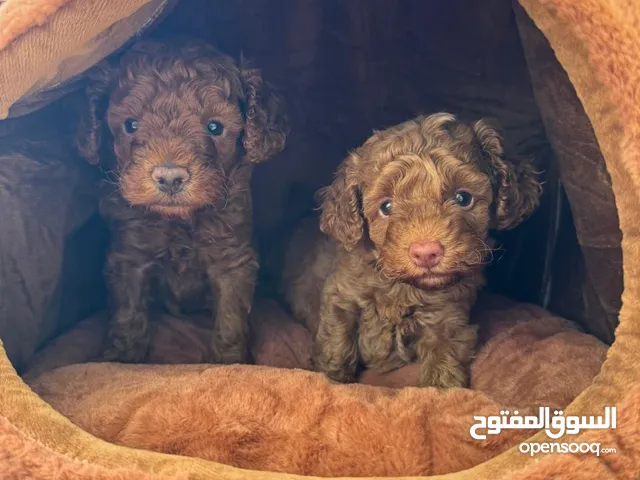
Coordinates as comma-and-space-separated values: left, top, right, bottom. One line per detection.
379, 200, 392, 216
454, 191, 474, 209
123, 118, 138, 134
206, 120, 224, 136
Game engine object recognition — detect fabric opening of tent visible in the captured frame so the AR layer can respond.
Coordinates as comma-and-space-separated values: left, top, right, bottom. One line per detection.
0, 0, 639, 478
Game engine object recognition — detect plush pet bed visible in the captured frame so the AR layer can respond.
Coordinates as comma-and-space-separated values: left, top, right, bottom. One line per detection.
22, 294, 608, 477
1, 0, 640, 479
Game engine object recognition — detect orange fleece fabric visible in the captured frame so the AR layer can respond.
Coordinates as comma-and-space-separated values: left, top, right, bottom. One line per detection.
26, 295, 608, 477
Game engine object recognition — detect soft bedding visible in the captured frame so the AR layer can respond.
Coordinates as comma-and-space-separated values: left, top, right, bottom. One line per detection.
26, 293, 608, 477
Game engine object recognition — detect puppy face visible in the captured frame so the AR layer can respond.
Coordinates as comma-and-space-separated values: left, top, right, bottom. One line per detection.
319, 113, 541, 289
107, 65, 243, 216
77, 39, 289, 217
362, 151, 494, 288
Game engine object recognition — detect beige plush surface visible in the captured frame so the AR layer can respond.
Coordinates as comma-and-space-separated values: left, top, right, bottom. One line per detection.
0, 0, 177, 118
25, 294, 608, 477
0, 0, 71, 51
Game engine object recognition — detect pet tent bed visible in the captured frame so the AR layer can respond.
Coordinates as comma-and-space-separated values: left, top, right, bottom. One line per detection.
0, 0, 639, 478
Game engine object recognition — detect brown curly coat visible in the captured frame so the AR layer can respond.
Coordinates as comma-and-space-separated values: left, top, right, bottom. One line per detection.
76, 38, 289, 363
282, 113, 540, 387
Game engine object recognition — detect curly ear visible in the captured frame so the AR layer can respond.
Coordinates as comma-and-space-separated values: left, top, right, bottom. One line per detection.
76, 62, 112, 165
317, 152, 363, 250
240, 64, 290, 163
473, 119, 542, 230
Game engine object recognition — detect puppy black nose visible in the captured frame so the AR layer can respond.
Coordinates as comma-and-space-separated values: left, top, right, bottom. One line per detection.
151, 166, 190, 195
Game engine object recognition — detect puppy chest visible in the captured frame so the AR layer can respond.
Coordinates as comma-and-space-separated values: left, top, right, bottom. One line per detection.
155, 242, 211, 310
357, 299, 427, 367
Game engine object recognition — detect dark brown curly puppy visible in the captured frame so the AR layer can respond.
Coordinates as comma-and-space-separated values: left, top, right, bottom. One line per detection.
281, 113, 540, 387
77, 39, 288, 363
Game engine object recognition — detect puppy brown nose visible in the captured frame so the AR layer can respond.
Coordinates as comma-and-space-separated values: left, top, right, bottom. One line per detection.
151, 166, 190, 195
409, 241, 444, 269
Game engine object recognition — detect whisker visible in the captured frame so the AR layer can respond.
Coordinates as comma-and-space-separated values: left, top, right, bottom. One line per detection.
373, 258, 396, 283
457, 237, 508, 268
218, 173, 231, 210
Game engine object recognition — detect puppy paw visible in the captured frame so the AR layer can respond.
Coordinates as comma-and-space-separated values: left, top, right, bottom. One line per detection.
418, 365, 467, 389
314, 358, 357, 383
101, 336, 149, 363
416, 322, 476, 388
206, 342, 250, 365
101, 344, 148, 363
324, 369, 357, 384
312, 344, 358, 384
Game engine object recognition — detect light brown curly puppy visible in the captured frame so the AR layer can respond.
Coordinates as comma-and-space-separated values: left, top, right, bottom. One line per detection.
76, 38, 288, 363
281, 113, 540, 387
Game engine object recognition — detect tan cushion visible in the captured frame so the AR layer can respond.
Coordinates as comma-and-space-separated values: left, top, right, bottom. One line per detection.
26, 294, 607, 477
0, 0, 176, 119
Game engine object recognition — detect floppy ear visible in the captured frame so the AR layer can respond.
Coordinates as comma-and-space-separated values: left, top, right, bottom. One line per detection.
76, 62, 113, 165
240, 64, 290, 163
473, 119, 542, 230
317, 151, 364, 250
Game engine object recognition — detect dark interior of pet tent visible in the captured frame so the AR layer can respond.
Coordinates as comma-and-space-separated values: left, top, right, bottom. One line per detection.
0, 0, 635, 479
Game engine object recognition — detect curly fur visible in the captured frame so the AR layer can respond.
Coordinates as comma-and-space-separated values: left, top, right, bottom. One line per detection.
76, 38, 289, 363
282, 113, 541, 387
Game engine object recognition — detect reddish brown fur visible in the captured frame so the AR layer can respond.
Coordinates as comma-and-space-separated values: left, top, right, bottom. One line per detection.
76, 38, 288, 363
282, 113, 541, 387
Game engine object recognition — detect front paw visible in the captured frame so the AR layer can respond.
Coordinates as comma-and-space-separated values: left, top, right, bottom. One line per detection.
324, 368, 357, 384
417, 344, 473, 388
418, 363, 468, 388
416, 321, 477, 388
313, 355, 357, 384
206, 339, 250, 365
101, 335, 149, 363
